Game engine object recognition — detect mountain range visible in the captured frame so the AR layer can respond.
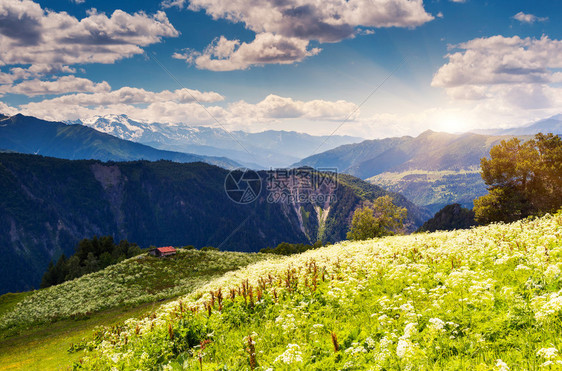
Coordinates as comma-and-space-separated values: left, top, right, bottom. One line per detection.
68, 114, 363, 168
0, 114, 240, 169
294, 129, 537, 213
0, 152, 430, 294
475, 114, 562, 136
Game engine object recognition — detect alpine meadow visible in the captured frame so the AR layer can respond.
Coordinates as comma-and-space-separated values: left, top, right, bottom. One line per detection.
1, 0, 562, 370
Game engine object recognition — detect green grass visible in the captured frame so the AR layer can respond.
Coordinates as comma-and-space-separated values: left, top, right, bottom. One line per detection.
0, 293, 32, 319
73, 212, 562, 370
0, 249, 275, 370
0, 301, 164, 370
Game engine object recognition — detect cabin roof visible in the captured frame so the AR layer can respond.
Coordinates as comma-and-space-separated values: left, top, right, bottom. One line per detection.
156, 246, 176, 253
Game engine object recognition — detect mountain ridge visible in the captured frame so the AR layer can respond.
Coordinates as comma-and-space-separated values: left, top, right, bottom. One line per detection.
294, 130, 537, 213
0, 114, 240, 169
472, 114, 562, 136
69, 114, 363, 168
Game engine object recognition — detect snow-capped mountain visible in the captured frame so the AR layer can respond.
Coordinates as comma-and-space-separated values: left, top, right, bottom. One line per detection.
68, 114, 363, 168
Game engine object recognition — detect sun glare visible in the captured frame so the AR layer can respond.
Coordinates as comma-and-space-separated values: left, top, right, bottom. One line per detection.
436, 113, 471, 133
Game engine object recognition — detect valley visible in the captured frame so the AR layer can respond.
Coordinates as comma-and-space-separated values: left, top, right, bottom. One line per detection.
0, 152, 429, 294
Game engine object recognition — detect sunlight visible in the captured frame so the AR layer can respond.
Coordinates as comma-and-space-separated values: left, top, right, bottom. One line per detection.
436, 112, 471, 133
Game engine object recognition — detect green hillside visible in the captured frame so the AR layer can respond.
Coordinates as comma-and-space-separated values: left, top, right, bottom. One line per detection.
0, 249, 274, 370
0, 153, 429, 294
65, 211, 562, 370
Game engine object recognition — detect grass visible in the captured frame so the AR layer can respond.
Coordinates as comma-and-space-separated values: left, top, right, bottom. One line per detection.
72, 212, 562, 370
0, 293, 32, 319
0, 301, 164, 370
0, 249, 273, 335
0, 249, 275, 370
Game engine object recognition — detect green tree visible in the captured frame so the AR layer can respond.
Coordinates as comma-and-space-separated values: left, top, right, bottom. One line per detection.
474, 133, 562, 224
347, 196, 407, 241
40, 236, 142, 288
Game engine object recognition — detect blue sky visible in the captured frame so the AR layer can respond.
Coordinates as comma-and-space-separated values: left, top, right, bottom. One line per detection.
1, 0, 561, 138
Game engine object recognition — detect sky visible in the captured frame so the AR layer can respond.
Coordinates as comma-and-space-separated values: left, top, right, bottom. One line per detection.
1, 0, 562, 139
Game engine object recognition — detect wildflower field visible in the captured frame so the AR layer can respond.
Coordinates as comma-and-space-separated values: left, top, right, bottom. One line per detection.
72, 212, 562, 370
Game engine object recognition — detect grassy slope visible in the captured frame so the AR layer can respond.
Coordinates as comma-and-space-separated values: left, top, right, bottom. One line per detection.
0, 302, 164, 370
0, 250, 274, 370
74, 212, 562, 370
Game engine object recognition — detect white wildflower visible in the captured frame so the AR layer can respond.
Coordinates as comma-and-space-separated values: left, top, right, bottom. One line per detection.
428, 317, 445, 332
537, 347, 558, 360
274, 343, 303, 365
495, 359, 509, 371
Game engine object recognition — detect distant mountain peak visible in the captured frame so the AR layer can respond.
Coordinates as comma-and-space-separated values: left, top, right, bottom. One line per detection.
68, 114, 363, 168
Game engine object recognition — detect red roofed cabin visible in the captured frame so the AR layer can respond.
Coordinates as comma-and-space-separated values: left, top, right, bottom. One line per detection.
149, 246, 177, 257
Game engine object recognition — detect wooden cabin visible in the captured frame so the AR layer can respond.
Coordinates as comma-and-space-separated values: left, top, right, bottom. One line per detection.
149, 246, 177, 257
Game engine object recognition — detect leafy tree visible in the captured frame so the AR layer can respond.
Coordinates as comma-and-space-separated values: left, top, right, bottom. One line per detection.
474, 133, 562, 223
347, 196, 407, 241
40, 261, 55, 289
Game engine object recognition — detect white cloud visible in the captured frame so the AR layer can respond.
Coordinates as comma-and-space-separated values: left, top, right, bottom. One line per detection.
0, 64, 77, 85
9, 89, 358, 130
430, 34, 562, 129
0, 75, 111, 97
174, 33, 321, 71
432, 35, 562, 89
180, 0, 433, 43
0, 100, 18, 116
513, 12, 548, 24
228, 94, 358, 122
169, 0, 433, 70
16, 86, 224, 107
0, 0, 178, 67
16, 100, 227, 124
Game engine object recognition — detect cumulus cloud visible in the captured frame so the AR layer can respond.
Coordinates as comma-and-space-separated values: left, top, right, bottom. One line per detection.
0, 100, 18, 116
0, 65, 78, 86
173, 33, 321, 71
178, 0, 433, 43
18, 100, 228, 124
423, 34, 562, 133
169, 0, 433, 70
0, 0, 178, 66
17, 86, 224, 107
9, 89, 357, 129
432, 35, 562, 90
228, 94, 358, 122
0, 75, 111, 97
513, 12, 548, 24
